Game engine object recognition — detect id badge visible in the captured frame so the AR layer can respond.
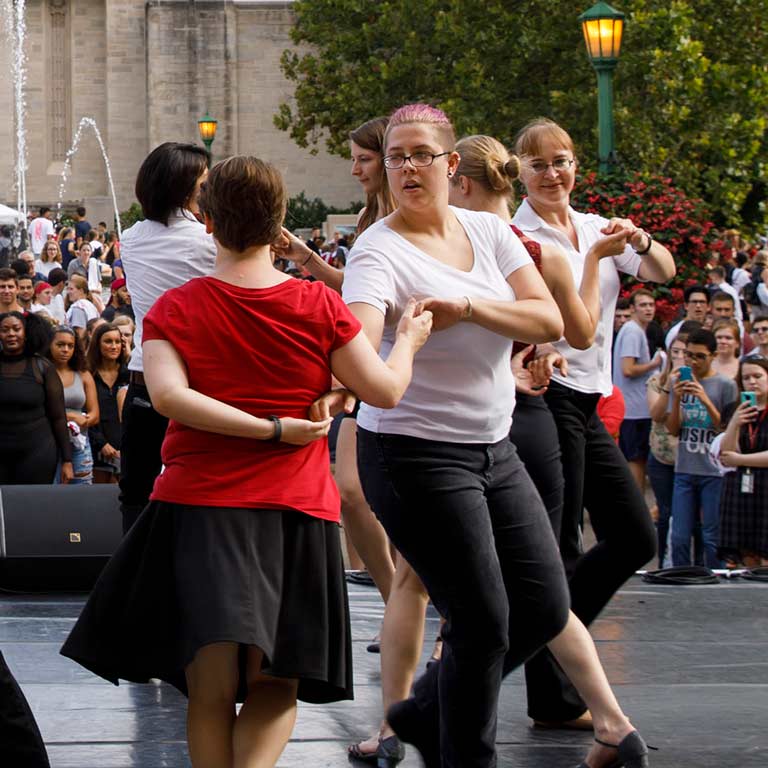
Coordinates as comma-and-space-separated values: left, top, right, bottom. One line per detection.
741, 469, 754, 495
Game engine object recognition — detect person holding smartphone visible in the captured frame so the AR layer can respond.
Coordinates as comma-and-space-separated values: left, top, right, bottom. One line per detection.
666, 328, 738, 567
717, 357, 768, 566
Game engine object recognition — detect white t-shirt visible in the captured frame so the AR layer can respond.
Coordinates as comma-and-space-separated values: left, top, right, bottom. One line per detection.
511, 199, 642, 396
27, 217, 55, 256
612, 320, 652, 420
121, 210, 217, 372
49, 293, 67, 324
35, 260, 60, 278
342, 207, 532, 444
66, 298, 99, 329
731, 267, 750, 296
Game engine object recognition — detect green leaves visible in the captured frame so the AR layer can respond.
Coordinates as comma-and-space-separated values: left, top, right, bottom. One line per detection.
277, 0, 767, 229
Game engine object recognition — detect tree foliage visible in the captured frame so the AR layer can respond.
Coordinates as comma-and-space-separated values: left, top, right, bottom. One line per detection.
285, 192, 362, 230
276, 0, 768, 230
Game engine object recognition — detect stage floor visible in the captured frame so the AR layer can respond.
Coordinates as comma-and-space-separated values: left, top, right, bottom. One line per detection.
1, 577, 766, 767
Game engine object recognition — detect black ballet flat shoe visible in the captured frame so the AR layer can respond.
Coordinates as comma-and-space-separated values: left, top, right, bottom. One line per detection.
348, 735, 405, 767
576, 730, 652, 768
387, 699, 440, 768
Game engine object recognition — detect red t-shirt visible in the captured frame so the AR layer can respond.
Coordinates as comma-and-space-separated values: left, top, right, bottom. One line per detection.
142, 276, 362, 521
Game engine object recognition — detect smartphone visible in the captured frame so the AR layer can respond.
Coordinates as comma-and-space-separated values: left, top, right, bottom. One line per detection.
678, 366, 693, 382
741, 391, 758, 408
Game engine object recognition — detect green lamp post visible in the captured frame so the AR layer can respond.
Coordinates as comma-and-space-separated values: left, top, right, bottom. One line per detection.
197, 113, 218, 166
579, 2, 626, 174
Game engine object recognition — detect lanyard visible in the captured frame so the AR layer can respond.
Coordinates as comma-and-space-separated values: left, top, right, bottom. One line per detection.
746, 406, 768, 451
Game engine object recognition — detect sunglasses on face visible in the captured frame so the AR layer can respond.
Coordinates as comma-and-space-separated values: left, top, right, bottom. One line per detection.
684, 351, 711, 361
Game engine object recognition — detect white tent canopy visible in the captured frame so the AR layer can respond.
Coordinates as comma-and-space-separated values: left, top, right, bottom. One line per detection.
0, 203, 24, 226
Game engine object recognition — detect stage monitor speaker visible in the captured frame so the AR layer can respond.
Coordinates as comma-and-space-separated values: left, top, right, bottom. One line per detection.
0, 484, 123, 592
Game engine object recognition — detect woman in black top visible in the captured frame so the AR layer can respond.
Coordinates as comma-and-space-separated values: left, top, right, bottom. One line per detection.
0, 311, 73, 484
87, 322, 129, 483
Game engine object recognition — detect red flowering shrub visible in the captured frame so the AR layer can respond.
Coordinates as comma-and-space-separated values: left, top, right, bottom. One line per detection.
569, 172, 729, 326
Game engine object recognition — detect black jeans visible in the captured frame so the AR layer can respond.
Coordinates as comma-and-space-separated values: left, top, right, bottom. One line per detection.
522, 382, 656, 722
0, 651, 50, 767
118, 382, 168, 534
357, 428, 570, 768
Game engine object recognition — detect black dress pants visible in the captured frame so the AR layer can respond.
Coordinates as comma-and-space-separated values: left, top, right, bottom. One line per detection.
522, 381, 656, 722
0, 651, 50, 767
118, 381, 168, 534
357, 428, 570, 768
509, 394, 589, 721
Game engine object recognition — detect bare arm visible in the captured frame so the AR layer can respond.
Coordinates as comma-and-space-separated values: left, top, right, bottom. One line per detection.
636, 241, 675, 282
143, 339, 333, 445
648, 379, 670, 424
272, 227, 344, 294
301, 249, 344, 294
541, 245, 594, 350
733, 451, 768, 468
332, 299, 432, 409
80, 371, 100, 428
417, 263, 563, 343
622, 354, 662, 378
541, 231, 629, 350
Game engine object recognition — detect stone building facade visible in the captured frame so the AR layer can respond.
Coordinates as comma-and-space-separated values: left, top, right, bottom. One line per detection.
0, 0, 360, 226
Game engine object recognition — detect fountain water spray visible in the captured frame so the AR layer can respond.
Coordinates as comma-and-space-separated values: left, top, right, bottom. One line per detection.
2, 0, 29, 226
57, 117, 123, 238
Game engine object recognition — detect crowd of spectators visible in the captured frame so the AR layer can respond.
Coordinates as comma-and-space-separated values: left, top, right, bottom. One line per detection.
0, 206, 132, 486
609, 240, 768, 569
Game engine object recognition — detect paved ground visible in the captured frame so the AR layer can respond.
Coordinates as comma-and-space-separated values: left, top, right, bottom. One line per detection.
1, 575, 767, 767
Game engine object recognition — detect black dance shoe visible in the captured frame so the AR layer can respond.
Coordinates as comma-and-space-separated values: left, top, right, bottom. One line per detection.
348, 735, 405, 767
387, 699, 440, 768
576, 730, 652, 768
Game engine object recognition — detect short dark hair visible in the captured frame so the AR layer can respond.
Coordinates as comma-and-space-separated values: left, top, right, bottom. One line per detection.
17, 274, 33, 285
751, 313, 768, 326
678, 320, 703, 336
684, 285, 709, 303
615, 297, 631, 311
48, 268, 67, 286
87, 229, 99, 242
39, 207, 50, 217
630, 289, 655, 306
98, 221, 107, 228
87, 322, 128, 370
10, 259, 29, 277
0, 267, 18, 283
711, 290, 735, 306
135, 142, 210, 225
736, 252, 748, 268
687, 328, 717, 354
76, 206, 86, 217
709, 266, 725, 279
198, 156, 287, 252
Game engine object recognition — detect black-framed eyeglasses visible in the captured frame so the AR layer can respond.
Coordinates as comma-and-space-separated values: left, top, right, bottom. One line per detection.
684, 350, 711, 361
383, 152, 450, 170
529, 158, 575, 175
753, 326, 768, 333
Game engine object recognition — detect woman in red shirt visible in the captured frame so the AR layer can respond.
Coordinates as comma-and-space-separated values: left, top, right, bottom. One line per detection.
62, 156, 432, 768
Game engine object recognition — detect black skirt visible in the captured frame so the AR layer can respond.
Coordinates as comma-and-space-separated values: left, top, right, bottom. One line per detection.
60, 501, 353, 704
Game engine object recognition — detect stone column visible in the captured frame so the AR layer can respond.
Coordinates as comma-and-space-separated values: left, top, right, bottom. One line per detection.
47, 0, 70, 165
